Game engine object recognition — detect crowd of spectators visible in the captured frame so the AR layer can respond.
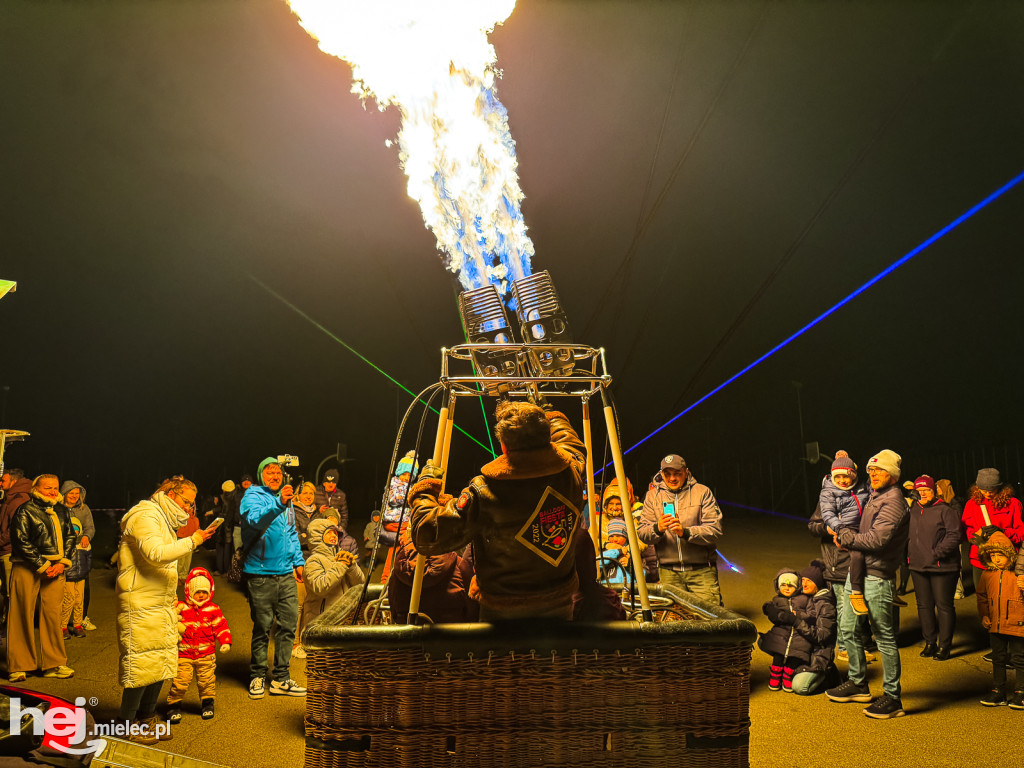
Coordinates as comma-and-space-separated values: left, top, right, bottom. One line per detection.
0, 422, 1020, 747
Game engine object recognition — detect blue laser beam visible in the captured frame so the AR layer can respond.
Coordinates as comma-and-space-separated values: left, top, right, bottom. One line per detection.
611, 168, 1024, 467
715, 549, 742, 574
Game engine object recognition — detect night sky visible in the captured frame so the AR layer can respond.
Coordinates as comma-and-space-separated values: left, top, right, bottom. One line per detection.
2, 0, 1023, 519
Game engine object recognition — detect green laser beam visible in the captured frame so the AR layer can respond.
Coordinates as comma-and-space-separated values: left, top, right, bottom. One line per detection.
249, 274, 492, 453
454, 296, 497, 459
476, 385, 496, 458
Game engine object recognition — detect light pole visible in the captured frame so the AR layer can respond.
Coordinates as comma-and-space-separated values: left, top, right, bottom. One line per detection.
315, 442, 353, 485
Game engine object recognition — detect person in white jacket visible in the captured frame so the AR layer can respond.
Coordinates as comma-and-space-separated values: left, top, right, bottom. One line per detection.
115, 477, 215, 745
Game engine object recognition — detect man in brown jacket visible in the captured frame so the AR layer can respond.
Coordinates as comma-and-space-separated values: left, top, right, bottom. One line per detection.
410, 401, 587, 620
0, 468, 32, 623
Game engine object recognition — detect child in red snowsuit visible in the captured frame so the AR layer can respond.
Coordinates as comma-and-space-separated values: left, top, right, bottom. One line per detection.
167, 567, 232, 722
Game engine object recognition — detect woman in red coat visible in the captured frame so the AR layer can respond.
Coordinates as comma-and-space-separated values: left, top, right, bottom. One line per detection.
961, 468, 1024, 590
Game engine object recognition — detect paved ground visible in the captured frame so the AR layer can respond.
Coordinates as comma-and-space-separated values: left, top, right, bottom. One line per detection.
8, 511, 1018, 767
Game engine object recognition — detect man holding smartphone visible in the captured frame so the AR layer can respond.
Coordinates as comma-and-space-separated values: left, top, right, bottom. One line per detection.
637, 454, 724, 606
240, 457, 306, 701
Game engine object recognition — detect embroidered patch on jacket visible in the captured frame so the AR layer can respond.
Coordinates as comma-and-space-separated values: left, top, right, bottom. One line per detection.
515, 487, 581, 567
456, 490, 472, 510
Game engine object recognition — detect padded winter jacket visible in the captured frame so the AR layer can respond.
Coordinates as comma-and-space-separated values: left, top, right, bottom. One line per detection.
239, 485, 304, 576
313, 484, 349, 533
304, 519, 364, 607
793, 588, 838, 674
116, 492, 196, 688
176, 567, 231, 660
599, 541, 659, 588
379, 475, 411, 548
758, 569, 814, 663
410, 411, 586, 616
292, 500, 314, 553
977, 568, 1024, 639
836, 483, 908, 580
907, 499, 961, 572
963, 496, 1024, 569
65, 544, 92, 582
818, 477, 869, 532
807, 503, 852, 583
10, 492, 75, 573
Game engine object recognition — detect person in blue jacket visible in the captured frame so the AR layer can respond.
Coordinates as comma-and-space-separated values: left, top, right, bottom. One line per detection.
240, 457, 306, 701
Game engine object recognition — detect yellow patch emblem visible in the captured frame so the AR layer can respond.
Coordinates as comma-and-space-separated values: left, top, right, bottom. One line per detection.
515, 486, 580, 567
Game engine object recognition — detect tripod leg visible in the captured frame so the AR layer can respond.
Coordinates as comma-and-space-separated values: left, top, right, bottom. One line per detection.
581, 398, 600, 551
407, 392, 457, 624
600, 388, 653, 621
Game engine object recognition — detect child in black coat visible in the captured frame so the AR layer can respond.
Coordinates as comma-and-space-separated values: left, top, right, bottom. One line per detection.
758, 568, 814, 691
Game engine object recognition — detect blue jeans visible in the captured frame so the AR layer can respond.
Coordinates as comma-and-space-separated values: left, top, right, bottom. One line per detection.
841, 574, 902, 699
831, 580, 872, 652
247, 573, 298, 682
791, 671, 825, 696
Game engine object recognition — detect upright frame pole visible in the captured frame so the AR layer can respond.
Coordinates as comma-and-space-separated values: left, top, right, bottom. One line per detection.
407, 391, 456, 624
581, 398, 599, 550
600, 388, 652, 621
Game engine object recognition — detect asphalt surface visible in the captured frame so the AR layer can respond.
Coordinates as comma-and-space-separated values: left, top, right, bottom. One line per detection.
8, 512, 1017, 768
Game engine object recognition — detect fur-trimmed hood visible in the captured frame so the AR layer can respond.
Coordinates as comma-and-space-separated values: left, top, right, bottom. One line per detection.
308, 517, 339, 557
60, 480, 86, 507
601, 477, 634, 509
773, 566, 801, 595
183, 565, 216, 606
977, 529, 1017, 569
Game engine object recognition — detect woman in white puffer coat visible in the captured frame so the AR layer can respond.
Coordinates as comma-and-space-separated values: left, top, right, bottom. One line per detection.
116, 478, 214, 744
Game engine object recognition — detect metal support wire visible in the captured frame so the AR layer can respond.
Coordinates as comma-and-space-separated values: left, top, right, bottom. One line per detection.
351, 382, 444, 622
393, 343, 656, 622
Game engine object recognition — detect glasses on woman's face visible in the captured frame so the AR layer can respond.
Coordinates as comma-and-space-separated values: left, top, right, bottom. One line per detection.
176, 493, 196, 511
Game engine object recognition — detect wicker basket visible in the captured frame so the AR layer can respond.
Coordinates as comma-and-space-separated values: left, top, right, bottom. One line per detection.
303, 584, 755, 768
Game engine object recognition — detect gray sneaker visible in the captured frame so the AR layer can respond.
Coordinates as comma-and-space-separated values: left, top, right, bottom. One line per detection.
863, 694, 906, 719
269, 679, 307, 697
248, 678, 266, 700
825, 680, 872, 703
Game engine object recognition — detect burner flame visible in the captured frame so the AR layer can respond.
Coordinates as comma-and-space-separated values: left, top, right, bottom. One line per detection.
288, 0, 533, 303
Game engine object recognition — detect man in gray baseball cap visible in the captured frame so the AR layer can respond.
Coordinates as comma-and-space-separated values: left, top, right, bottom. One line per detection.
637, 453, 724, 605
